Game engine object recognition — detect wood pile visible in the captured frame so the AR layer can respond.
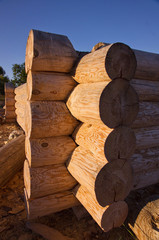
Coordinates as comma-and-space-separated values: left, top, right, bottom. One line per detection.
4, 82, 16, 123
14, 30, 159, 235
17, 29, 79, 219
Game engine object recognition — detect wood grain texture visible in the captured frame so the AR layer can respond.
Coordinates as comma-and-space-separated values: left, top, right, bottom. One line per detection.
131, 79, 159, 101
74, 185, 128, 232
27, 71, 77, 101
132, 102, 159, 128
25, 136, 77, 167
15, 83, 27, 102
25, 29, 78, 73
24, 160, 77, 199
5, 82, 15, 93
73, 42, 136, 83
0, 135, 25, 187
128, 195, 159, 240
24, 188, 79, 219
25, 101, 79, 139
67, 79, 139, 128
73, 123, 136, 162
5, 110, 16, 119
134, 49, 159, 81
67, 146, 133, 206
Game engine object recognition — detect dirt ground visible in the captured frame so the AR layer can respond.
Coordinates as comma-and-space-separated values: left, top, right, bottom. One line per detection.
0, 122, 158, 240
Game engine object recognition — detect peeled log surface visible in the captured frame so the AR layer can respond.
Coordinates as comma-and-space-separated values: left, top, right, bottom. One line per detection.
17, 116, 26, 132
131, 79, 159, 101
90, 42, 159, 81
0, 135, 25, 187
132, 102, 159, 128
25, 136, 76, 167
73, 123, 136, 162
5, 82, 15, 93
24, 188, 79, 219
25, 101, 79, 139
135, 126, 159, 150
67, 79, 139, 128
5, 97, 15, 106
134, 49, 159, 81
5, 110, 16, 119
73, 42, 136, 83
15, 83, 27, 102
67, 146, 133, 206
27, 71, 77, 101
74, 185, 128, 232
128, 195, 159, 240
24, 160, 77, 199
25, 29, 78, 73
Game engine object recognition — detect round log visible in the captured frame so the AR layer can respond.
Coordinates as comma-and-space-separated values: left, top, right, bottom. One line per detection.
74, 185, 128, 232
24, 188, 79, 220
5, 82, 15, 93
5, 97, 15, 106
132, 102, 159, 128
25, 136, 77, 167
27, 71, 77, 101
25, 29, 78, 73
67, 146, 133, 206
24, 160, 77, 199
5, 110, 16, 119
73, 123, 136, 162
73, 42, 136, 83
25, 101, 79, 139
67, 79, 139, 128
15, 83, 27, 102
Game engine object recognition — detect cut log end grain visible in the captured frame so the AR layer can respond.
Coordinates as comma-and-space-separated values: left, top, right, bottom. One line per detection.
101, 201, 128, 231
95, 159, 133, 207
105, 126, 136, 161
100, 78, 139, 128
105, 42, 137, 81
25, 29, 78, 73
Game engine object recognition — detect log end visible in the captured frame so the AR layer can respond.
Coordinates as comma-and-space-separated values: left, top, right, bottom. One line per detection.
105, 42, 137, 81
101, 201, 128, 232
95, 159, 133, 206
100, 79, 139, 128
24, 160, 31, 199
25, 29, 34, 74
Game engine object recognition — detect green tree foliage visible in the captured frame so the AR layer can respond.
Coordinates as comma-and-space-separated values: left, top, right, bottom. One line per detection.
0, 66, 10, 95
11, 63, 27, 86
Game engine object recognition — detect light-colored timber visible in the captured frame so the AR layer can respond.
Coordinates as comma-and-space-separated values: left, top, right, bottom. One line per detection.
25, 29, 78, 73
74, 185, 128, 232
67, 79, 139, 128
73, 123, 136, 162
73, 42, 136, 83
27, 71, 77, 101
67, 146, 133, 206
25, 136, 77, 167
25, 101, 79, 139
128, 195, 159, 240
24, 188, 79, 219
24, 160, 77, 199
14, 83, 27, 102
0, 135, 25, 187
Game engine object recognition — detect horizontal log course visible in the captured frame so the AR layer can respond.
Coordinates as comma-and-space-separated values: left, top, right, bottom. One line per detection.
90, 42, 159, 81
27, 71, 77, 101
128, 195, 159, 240
67, 79, 139, 128
24, 160, 77, 199
73, 42, 136, 83
25, 29, 78, 73
25, 101, 79, 138
15, 83, 27, 102
5, 110, 16, 119
24, 188, 79, 219
15, 102, 26, 112
6, 105, 15, 111
5, 82, 15, 93
5, 118, 16, 123
74, 185, 128, 232
67, 146, 133, 207
130, 79, 159, 101
73, 123, 136, 162
0, 135, 25, 187
132, 102, 159, 128
25, 136, 76, 167
5, 97, 15, 106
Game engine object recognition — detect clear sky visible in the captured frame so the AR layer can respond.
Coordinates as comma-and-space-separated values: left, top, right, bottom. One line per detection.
0, 0, 159, 79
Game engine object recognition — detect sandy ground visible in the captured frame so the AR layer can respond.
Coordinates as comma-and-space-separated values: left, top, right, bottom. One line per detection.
0, 122, 140, 240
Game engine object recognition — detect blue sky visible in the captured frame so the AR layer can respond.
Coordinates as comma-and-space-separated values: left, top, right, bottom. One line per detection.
0, 0, 159, 79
